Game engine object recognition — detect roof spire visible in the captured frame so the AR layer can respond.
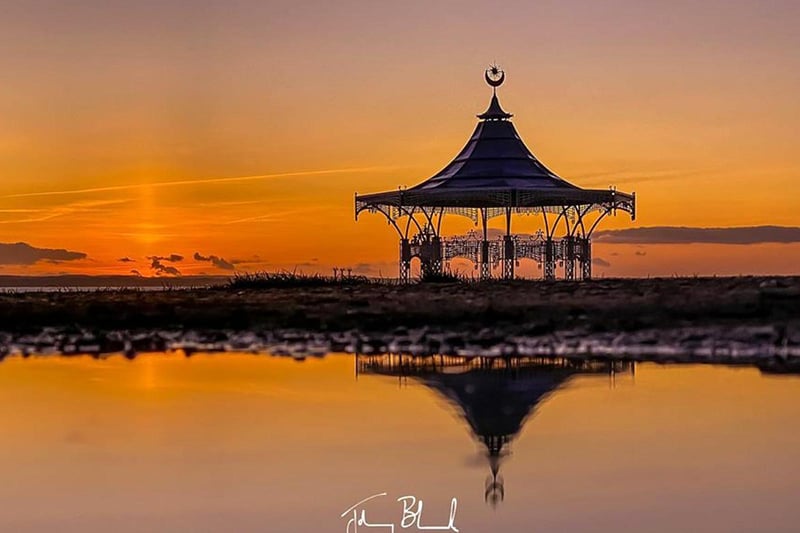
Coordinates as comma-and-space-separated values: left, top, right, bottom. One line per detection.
485, 63, 505, 89
478, 64, 513, 120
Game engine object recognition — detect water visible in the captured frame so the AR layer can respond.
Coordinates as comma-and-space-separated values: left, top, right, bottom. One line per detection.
0, 286, 170, 293
0, 353, 798, 532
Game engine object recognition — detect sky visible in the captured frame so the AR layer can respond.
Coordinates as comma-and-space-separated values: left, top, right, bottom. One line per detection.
0, 0, 799, 277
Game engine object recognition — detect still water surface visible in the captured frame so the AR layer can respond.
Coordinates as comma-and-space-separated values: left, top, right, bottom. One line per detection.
0, 353, 798, 532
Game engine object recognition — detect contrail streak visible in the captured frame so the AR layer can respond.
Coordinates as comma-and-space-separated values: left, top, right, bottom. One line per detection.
223, 207, 327, 225
1, 166, 400, 199
0, 199, 130, 224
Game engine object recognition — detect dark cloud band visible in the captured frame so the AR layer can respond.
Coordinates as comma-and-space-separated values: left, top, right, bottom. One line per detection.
148, 254, 183, 263
194, 252, 235, 271
594, 226, 800, 245
149, 258, 181, 276
0, 242, 87, 265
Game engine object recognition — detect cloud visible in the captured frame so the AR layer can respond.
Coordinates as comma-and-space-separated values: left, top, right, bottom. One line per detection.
150, 258, 181, 276
635, 250, 647, 256
131, 269, 143, 277
592, 257, 611, 267
228, 254, 262, 265
0, 242, 87, 265
594, 226, 800, 245
145, 254, 183, 275
148, 254, 183, 262
193, 252, 235, 271
118, 257, 135, 263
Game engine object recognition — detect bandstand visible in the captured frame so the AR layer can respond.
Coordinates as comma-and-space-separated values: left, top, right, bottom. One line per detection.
355, 65, 636, 282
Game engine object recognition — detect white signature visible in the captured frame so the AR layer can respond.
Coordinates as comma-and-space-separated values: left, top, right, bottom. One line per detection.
340, 492, 459, 532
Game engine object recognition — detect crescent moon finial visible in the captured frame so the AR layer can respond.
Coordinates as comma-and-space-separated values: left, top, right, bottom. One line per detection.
485, 64, 505, 88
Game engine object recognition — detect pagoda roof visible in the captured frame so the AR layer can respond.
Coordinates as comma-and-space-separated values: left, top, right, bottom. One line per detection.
356, 75, 635, 216
360, 358, 619, 457
421, 368, 574, 450
410, 118, 575, 192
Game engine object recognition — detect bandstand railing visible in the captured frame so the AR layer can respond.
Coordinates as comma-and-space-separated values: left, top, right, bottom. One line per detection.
399, 231, 594, 282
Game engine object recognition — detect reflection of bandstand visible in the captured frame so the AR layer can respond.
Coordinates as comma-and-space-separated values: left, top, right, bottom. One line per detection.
356, 354, 632, 506
355, 65, 636, 282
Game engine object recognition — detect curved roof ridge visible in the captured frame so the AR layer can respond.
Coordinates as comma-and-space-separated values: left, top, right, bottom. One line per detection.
409, 106, 579, 191
477, 93, 513, 120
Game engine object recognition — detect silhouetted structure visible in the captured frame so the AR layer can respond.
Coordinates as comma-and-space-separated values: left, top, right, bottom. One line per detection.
356, 354, 632, 506
355, 65, 636, 281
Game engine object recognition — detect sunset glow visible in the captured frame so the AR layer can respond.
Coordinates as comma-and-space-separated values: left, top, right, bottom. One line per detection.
1, 1, 798, 277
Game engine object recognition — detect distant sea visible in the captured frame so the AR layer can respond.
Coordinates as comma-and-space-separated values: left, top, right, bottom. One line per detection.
2, 286, 173, 293
0, 275, 227, 291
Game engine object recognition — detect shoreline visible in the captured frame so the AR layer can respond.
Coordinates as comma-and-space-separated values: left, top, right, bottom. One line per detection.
0, 276, 798, 364
2, 275, 798, 331
2, 325, 799, 378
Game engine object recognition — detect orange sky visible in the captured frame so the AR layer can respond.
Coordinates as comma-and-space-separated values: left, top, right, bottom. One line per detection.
1, 1, 798, 277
